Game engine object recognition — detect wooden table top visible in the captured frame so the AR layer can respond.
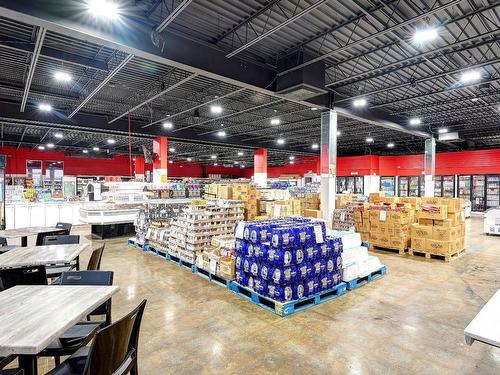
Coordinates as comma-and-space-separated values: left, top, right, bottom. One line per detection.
0, 243, 89, 268
0, 285, 119, 356
0, 227, 60, 238
464, 289, 500, 348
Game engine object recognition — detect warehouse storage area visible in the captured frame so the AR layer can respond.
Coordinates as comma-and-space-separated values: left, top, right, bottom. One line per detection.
0, 0, 498, 374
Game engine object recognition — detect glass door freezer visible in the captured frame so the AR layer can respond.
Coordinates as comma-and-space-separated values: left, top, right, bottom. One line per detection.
471, 175, 486, 211
408, 176, 420, 197
336, 177, 346, 194
486, 175, 500, 208
354, 176, 364, 194
434, 176, 443, 197
442, 175, 455, 198
380, 176, 396, 196
398, 177, 409, 197
458, 175, 472, 202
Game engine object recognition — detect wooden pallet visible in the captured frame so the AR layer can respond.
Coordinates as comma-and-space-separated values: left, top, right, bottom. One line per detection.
408, 248, 465, 262
229, 281, 347, 317
345, 266, 387, 290
369, 244, 407, 255
193, 266, 232, 288
127, 237, 145, 250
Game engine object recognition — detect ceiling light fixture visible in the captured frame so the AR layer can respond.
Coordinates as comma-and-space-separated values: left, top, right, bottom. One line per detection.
38, 145, 45, 150
210, 105, 223, 114
168, 160, 173, 164
413, 28, 438, 44
290, 161, 295, 165
237, 151, 244, 156
311, 107, 318, 111
38, 103, 52, 112
270, 118, 281, 125
93, 147, 99, 151
276, 138, 285, 145
162, 121, 173, 129
387, 142, 395, 148
169, 147, 175, 152
311, 143, 319, 150
107, 139, 115, 144
289, 156, 295, 160
187, 158, 192, 162
88, 0, 120, 20
471, 98, 479, 102
46, 143, 55, 149
54, 132, 63, 139
53, 71, 72, 82
234, 161, 239, 165
366, 137, 374, 143
409, 118, 422, 126
210, 155, 217, 159
82, 149, 89, 154
438, 128, 448, 134
353, 98, 367, 108
214, 162, 218, 166
241, 164, 245, 168
216, 130, 226, 137
337, 130, 341, 136
460, 70, 481, 84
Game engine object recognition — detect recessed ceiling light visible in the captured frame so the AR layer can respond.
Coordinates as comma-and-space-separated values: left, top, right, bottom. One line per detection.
438, 128, 448, 134
312, 143, 319, 149
270, 118, 281, 125
107, 139, 115, 144
237, 151, 244, 156
276, 138, 285, 145
162, 121, 173, 129
88, 0, 120, 20
353, 98, 367, 108
214, 162, 218, 166
38, 103, 52, 112
460, 70, 481, 84
366, 137, 374, 143
409, 118, 422, 126
54, 132, 63, 139
54, 71, 72, 82
169, 147, 175, 152
217, 130, 226, 137
93, 147, 99, 151
187, 158, 192, 162
311, 107, 318, 111
210, 105, 223, 114
387, 142, 395, 148
289, 156, 295, 160
471, 98, 479, 102
234, 161, 239, 165
337, 130, 341, 136
210, 155, 217, 159
241, 164, 245, 168
220, 123, 224, 127
168, 160, 173, 164
413, 28, 438, 44
290, 161, 295, 165
82, 149, 89, 154
46, 143, 55, 149
38, 145, 45, 150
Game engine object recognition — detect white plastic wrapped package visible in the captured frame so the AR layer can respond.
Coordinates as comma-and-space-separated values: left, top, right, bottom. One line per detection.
341, 245, 369, 268
359, 255, 383, 277
342, 263, 360, 282
330, 230, 362, 249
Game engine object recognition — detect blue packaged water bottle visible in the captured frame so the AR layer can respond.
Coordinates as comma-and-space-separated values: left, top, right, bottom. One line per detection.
312, 260, 322, 276
319, 274, 332, 291
243, 223, 252, 241
255, 243, 269, 260
246, 243, 255, 258
271, 227, 296, 248
292, 247, 304, 265
235, 239, 245, 253
296, 262, 311, 280
250, 260, 260, 277
236, 271, 247, 286
316, 243, 328, 258
303, 245, 317, 262
266, 247, 293, 267
271, 266, 297, 284
250, 225, 269, 243
292, 282, 305, 300
247, 275, 255, 290
254, 278, 267, 295
325, 257, 339, 274
331, 271, 341, 286
268, 284, 293, 302
326, 237, 343, 257
304, 277, 318, 296
243, 257, 252, 274
235, 255, 243, 270
260, 263, 272, 281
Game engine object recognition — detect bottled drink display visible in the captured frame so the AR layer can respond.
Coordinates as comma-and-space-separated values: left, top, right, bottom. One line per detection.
471, 175, 485, 211
486, 175, 500, 208
380, 177, 396, 196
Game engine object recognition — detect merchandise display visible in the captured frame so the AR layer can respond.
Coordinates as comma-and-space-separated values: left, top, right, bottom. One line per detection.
233, 218, 343, 302
206, 183, 258, 220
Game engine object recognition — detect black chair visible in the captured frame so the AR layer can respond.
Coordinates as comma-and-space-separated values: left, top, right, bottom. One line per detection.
0, 355, 20, 374
46, 300, 147, 375
87, 244, 105, 271
56, 222, 72, 235
42, 235, 80, 246
36, 230, 68, 246
38, 271, 114, 366
0, 238, 16, 254
0, 265, 47, 291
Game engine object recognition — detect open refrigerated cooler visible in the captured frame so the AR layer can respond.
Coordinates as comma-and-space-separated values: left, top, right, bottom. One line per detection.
486, 175, 500, 209
380, 176, 396, 196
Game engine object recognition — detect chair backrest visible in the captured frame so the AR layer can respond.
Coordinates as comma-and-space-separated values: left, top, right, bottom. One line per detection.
60, 271, 113, 325
36, 229, 69, 246
0, 237, 7, 247
42, 235, 80, 246
56, 222, 72, 233
84, 300, 147, 375
0, 265, 47, 291
87, 244, 105, 271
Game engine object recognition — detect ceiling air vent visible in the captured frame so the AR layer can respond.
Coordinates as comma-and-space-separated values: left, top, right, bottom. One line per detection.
439, 132, 460, 142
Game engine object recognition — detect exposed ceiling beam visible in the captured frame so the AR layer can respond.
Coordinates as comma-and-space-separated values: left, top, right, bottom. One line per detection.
68, 54, 134, 118
20, 26, 45, 112
108, 72, 198, 124
156, 0, 193, 32
226, 0, 330, 58
278, 0, 463, 77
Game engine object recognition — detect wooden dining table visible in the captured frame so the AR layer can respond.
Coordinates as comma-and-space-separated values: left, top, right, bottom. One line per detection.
0, 227, 65, 247
0, 243, 89, 269
0, 285, 119, 375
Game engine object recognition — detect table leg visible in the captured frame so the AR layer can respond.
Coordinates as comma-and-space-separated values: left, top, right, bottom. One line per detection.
18, 354, 37, 375
21, 236, 27, 247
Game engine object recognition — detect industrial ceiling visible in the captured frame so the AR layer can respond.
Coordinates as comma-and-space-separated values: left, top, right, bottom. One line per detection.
0, 0, 498, 166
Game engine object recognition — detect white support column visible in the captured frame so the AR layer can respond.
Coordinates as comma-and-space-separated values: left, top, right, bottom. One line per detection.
424, 138, 436, 197
320, 110, 337, 221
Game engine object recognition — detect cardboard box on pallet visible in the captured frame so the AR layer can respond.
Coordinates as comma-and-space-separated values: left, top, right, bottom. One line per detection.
303, 209, 323, 218
425, 239, 452, 255
411, 237, 426, 251
417, 205, 448, 220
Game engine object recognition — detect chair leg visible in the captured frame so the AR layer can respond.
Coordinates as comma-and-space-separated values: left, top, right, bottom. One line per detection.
130, 358, 138, 375
54, 356, 60, 366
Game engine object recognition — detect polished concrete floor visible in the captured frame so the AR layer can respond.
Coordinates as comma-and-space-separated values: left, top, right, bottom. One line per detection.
37, 217, 500, 374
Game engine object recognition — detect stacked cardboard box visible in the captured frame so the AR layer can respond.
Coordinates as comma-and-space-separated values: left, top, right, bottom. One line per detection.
331, 202, 360, 231
196, 235, 236, 280
410, 198, 466, 260
368, 204, 415, 253
168, 200, 244, 263
353, 204, 371, 242
232, 184, 258, 220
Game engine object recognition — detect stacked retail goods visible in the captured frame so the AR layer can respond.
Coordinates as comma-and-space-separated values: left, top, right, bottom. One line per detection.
410, 197, 466, 260
205, 183, 258, 220
331, 202, 361, 231
167, 199, 244, 263
334, 231, 384, 282
196, 235, 237, 280
234, 218, 343, 302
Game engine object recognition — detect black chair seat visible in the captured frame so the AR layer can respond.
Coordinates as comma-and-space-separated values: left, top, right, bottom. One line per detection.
46, 265, 76, 279
41, 322, 100, 356
0, 246, 16, 254
0, 369, 23, 375
46, 347, 88, 375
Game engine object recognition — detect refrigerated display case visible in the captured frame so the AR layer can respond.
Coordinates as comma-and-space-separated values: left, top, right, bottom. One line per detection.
380, 176, 396, 196
354, 176, 364, 194
442, 175, 455, 198
458, 175, 472, 202
472, 175, 486, 211
434, 176, 443, 197
408, 176, 420, 197
336, 176, 364, 194
486, 175, 500, 208
346, 177, 355, 193
398, 177, 409, 197
336, 177, 346, 194
0, 156, 5, 229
